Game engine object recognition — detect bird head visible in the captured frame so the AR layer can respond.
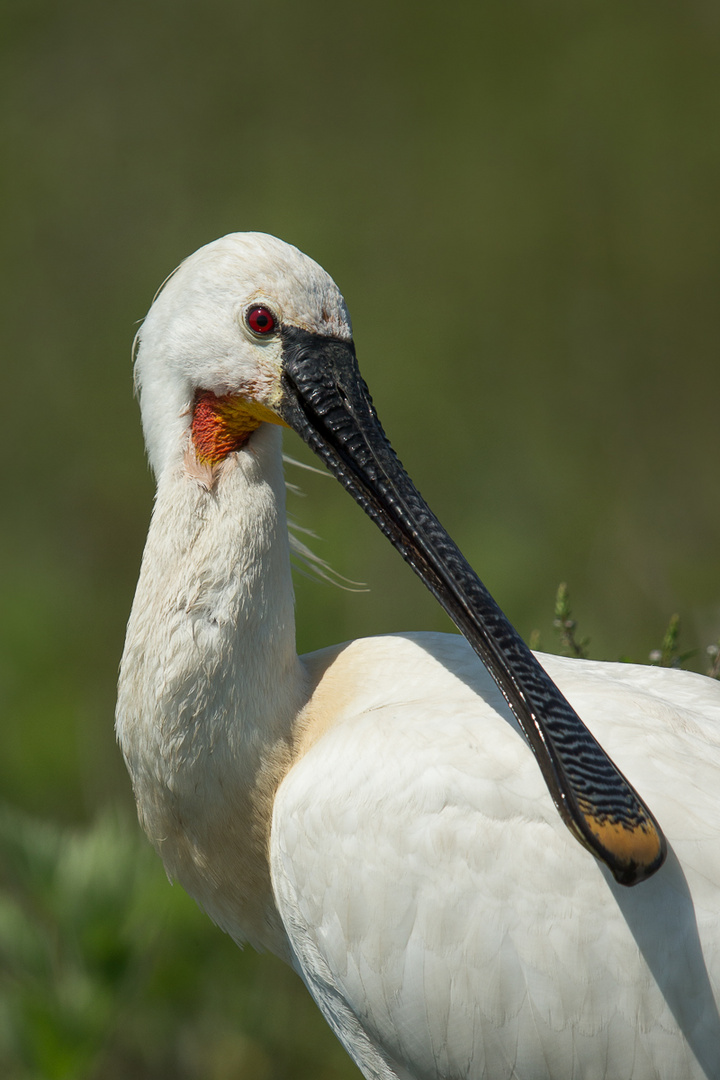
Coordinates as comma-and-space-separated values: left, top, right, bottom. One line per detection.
134, 232, 352, 479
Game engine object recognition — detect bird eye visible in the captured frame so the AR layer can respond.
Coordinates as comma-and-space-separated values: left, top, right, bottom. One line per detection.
246, 306, 277, 336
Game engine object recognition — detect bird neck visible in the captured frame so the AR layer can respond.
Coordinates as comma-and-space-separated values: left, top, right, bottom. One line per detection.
131, 423, 302, 712
116, 424, 307, 954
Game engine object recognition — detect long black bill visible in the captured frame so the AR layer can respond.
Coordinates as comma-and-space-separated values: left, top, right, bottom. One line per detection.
278, 327, 666, 886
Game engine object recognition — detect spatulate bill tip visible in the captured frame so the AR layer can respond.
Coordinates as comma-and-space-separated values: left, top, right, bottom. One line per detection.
578, 807, 667, 887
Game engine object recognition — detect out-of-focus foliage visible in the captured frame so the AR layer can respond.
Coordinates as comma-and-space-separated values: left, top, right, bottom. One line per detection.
1, 0, 718, 1076
0, 808, 360, 1079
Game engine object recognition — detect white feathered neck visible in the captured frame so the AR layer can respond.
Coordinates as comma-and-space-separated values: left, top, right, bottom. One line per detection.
117, 423, 310, 954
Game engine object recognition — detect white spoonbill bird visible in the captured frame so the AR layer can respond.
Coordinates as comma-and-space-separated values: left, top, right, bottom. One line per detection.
117, 233, 720, 1080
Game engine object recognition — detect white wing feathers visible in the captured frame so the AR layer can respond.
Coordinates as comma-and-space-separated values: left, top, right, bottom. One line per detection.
270, 634, 720, 1080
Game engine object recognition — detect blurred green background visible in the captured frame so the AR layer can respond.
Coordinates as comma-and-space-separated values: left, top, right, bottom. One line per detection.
1, 0, 719, 1076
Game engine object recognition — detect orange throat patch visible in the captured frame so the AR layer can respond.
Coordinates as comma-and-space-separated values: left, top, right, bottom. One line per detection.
191, 390, 269, 465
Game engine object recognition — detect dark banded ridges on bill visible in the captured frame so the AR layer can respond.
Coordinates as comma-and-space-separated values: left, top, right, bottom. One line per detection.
279, 326, 667, 886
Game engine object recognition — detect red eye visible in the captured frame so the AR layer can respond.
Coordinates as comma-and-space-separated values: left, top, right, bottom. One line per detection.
246, 306, 276, 335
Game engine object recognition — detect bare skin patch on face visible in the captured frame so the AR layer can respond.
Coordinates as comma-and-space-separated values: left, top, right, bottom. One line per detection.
190, 390, 288, 464
191, 390, 264, 465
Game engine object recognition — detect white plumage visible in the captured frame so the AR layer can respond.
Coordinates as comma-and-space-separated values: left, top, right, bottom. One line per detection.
117, 233, 720, 1079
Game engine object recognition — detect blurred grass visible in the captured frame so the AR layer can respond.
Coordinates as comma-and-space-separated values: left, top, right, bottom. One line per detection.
0, 808, 360, 1079
1, 0, 719, 1075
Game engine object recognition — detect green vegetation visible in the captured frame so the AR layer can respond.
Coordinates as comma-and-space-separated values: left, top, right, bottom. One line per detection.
0, 809, 361, 1079
1, 0, 718, 1075
552, 582, 591, 660
533, 584, 720, 678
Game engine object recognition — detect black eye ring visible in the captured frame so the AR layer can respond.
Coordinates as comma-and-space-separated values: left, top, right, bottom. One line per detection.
245, 305, 277, 336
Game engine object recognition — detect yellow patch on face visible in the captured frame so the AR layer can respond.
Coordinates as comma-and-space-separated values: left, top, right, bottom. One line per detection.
191, 391, 289, 465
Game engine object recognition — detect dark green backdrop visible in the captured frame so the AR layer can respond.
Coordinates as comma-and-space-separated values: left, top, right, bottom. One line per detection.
1, 2, 718, 1076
